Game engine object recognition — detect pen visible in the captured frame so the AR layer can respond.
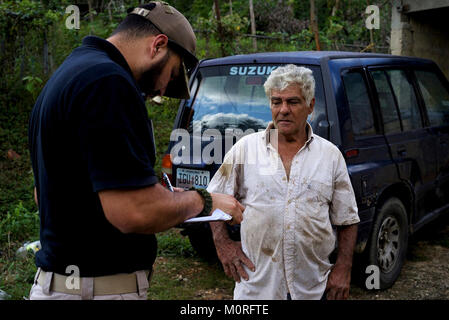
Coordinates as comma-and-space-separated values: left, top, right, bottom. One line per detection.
162, 172, 174, 192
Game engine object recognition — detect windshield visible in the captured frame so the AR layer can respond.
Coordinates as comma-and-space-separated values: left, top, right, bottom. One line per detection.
183, 64, 326, 135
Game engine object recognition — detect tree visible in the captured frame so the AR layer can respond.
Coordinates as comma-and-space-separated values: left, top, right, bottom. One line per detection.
213, 0, 226, 56
331, 0, 340, 16
310, 0, 321, 50
248, 0, 257, 51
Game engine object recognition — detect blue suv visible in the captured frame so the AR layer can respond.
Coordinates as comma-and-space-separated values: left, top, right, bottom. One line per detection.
162, 51, 449, 289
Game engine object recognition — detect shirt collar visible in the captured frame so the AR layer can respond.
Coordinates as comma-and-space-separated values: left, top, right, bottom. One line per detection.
263, 121, 315, 148
82, 36, 134, 79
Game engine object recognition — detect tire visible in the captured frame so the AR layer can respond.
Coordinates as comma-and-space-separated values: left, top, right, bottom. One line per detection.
363, 197, 409, 289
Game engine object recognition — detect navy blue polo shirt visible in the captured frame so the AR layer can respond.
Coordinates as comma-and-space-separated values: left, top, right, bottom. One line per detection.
29, 36, 159, 277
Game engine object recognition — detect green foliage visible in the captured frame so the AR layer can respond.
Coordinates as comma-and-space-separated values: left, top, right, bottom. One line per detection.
22, 76, 43, 100
0, 252, 37, 300
0, 202, 39, 246
0, 0, 60, 31
195, 11, 250, 57
156, 230, 196, 257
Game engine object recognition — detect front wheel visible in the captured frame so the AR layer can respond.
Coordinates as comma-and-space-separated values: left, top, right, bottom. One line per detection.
364, 197, 409, 289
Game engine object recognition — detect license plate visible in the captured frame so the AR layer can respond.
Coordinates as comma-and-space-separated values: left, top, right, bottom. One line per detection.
176, 168, 210, 189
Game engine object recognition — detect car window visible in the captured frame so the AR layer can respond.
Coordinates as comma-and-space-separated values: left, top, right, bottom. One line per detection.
190, 71, 270, 133
342, 70, 377, 136
415, 70, 449, 127
386, 69, 422, 131
186, 64, 326, 135
371, 70, 401, 134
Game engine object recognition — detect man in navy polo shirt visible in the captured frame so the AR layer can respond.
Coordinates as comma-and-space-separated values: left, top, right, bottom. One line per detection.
28, 2, 244, 300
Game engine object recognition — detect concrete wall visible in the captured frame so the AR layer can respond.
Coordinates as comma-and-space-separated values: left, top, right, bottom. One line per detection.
391, 0, 449, 79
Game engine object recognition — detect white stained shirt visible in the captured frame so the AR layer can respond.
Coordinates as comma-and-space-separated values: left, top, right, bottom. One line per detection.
207, 122, 360, 300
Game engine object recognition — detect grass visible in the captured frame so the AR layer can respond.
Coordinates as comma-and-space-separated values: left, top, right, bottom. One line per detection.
150, 230, 234, 300
148, 255, 233, 300
157, 229, 196, 258
0, 96, 40, 299
0, 252, 37, 300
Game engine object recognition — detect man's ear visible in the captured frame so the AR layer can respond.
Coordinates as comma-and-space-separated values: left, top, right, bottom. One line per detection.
308, 97, 315, 114
149, 34, 169, 59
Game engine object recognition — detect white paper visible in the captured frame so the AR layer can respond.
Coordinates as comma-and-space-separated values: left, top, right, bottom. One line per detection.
184, 208, 232, 223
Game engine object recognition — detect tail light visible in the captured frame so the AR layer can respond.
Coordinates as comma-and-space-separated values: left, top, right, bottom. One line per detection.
161, 153, 173, 185
345, 149, 359, 159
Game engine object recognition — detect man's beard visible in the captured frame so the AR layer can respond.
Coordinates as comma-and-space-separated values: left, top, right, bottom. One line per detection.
138, 51, 170, 98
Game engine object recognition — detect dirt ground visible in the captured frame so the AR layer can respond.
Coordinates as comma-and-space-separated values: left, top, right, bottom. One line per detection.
349, 216, 449, 300
196, 214, 449, 300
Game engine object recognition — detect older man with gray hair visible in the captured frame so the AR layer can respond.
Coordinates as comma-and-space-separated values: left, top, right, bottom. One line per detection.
207, 64, 360, 300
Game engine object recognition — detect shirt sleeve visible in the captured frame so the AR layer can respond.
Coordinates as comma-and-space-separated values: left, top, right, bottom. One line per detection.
207, 140, 243, 197
329, 150, 360, 226
77, 75, 158, 192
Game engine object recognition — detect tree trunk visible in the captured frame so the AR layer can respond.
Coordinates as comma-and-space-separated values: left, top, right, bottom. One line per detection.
43, 30, 49, 75
331, 0, 340, 16
205, 32, 210, 57
107, 0, 114, 23
19, 31, 25, 80
310, 0, 321, 51
213, 0, 226, 56
87, 0, 94, 23
88, 0, 94, 34
229, 0, 233, 15
249, 0, 257, 51
48, 31, 54, 73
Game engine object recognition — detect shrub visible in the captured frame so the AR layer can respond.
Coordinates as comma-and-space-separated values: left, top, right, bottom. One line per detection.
156, 230, 196, 258
0, 201, 39, 246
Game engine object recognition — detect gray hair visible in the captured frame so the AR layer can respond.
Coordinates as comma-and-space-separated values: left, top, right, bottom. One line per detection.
264, 64, 315, 106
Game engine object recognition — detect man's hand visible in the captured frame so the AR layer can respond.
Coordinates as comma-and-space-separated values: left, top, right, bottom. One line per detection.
210, 193, 244, 225
216, 237, 255, 283
324, 223, 358, 300
324, 262, 351, 300
210, 222, 255, 283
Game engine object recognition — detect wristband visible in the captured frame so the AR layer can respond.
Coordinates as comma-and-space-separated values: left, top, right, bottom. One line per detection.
190, 187, 213, 217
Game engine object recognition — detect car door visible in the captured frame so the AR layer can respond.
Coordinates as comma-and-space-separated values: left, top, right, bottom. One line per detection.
340, 67, 395, 248
368, 67, 439, 224
414, 68, 449, 207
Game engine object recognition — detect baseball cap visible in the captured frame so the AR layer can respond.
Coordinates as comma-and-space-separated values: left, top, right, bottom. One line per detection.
129, 2, 198, 99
